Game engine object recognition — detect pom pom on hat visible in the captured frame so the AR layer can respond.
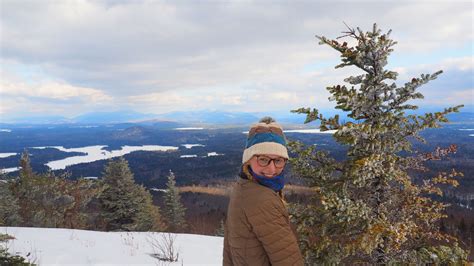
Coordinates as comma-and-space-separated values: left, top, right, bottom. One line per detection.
242, 117, 288, 164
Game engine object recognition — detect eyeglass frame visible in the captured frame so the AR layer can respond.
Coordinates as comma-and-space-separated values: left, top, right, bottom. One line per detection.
255, 155, 287, 168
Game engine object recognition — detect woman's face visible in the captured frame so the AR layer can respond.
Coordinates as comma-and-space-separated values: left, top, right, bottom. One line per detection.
248, 154, 286, 178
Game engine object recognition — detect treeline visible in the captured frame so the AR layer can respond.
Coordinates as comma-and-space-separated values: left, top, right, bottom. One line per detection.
0, 151, 187, 233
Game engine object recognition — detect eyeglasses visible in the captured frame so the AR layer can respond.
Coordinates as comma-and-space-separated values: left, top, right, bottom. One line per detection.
256, 155, 287, 168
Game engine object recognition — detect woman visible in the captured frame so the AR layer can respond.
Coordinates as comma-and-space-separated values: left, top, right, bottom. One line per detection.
223, 117, 303, 266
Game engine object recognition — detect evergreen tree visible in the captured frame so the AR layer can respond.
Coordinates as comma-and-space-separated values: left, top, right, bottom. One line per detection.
7, 152, 102, 229
290, 24, 466, 264
11, 168, 99, 228
99, 157, 164, 231
0, 181, 22, 226
12, 150, 36, 225
134, 185, 165, 231
0, 234, 31, 265
163, 170, 186, 232
19, 150, 33, 178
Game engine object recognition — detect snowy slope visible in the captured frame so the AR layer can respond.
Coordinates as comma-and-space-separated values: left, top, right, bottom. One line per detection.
1, 227, 223, 265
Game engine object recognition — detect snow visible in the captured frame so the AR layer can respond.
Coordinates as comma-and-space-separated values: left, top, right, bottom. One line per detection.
181, 144, 205, 149
1, 227, 223, 265
174, 128, 204, 130
180, 153, 222, 158
180, 155, 198, 158
207, 152, 223, 157
0, 152, 17, 158
0, 167, 20, 173
30, 145, 178, 170
150, 188, 167, 192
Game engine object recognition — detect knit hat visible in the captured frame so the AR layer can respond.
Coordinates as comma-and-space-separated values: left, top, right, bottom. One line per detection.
242, 117, 289, 164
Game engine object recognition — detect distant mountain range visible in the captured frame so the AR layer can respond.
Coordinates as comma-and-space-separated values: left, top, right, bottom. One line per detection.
1, 109, 473, 126
74, 110, 157, 123
0, 110, 287, 126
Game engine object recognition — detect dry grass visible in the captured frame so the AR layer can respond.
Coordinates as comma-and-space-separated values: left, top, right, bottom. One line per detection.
178, 185, 231, 196
178, 183, 315, 197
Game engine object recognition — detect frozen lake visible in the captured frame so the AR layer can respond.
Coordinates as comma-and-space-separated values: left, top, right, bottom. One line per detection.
0, 144, 222, 173
182, 144, 205, 149
34, 145, 179, 170
0, 152, 17, 158
1, 167, 20, 173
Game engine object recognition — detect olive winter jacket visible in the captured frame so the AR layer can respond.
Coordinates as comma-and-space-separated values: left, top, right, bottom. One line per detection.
223, 178, 304, 266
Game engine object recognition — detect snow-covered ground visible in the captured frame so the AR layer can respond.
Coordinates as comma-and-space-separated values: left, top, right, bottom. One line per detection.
1, 227, 223, 265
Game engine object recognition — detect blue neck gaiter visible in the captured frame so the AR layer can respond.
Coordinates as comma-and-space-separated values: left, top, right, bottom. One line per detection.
249, 167, 285, 192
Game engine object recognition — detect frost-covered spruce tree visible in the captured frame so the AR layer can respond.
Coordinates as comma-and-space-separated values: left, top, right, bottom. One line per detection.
9, 151, 98, 228
100, 157, 163, 231
290, 24, 466, 264
19, 150, 33, 178
0, 180, 22, 226
11, 150, 36, 226
163, 170, 187, 232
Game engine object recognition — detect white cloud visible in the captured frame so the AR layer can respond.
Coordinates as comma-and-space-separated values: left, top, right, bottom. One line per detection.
0, 73, 112, 102
384, 2, 473, 53
391, 56, 473, 86
0, 98, 18, 115
438, 57, 473, 72
128, 92, 189, 106
0, 1, 472, 118
417, 88, 474, 106
0, 67, 113, 119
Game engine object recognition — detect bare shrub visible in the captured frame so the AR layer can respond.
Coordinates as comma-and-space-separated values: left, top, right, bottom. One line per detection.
147, 232, 179, 263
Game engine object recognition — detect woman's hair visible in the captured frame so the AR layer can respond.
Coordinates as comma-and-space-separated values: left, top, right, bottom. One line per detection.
241, 163, 253, 180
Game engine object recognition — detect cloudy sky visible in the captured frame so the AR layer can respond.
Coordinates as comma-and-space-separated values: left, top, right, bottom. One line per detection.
0, 0, 472, 121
